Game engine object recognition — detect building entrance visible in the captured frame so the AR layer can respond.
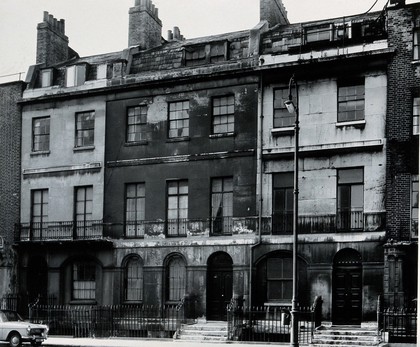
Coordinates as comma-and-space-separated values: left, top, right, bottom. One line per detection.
332, 249, 362, 325
207, 252, 233, 321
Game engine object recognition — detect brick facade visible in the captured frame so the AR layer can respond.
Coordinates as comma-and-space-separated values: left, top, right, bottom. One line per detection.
386, 5, 420, 240
0, 81, 24, 295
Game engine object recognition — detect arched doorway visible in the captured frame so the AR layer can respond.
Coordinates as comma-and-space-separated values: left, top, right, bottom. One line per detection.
207, 252, 233, 321
27, 256, 48, 304
332, 248, 362, 325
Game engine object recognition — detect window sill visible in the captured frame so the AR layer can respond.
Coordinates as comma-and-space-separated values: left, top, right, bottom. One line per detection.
411, 60, 420, 65
30, 150, 50, 157
74, 145, 95, 152
271, 127, 295, 136
209, 132, 235, 139
166, 137, 190, 143
336, 120, 366, 129
124, 140, 148, 147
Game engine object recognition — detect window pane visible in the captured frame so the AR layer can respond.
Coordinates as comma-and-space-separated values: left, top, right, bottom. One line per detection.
338, 82, 365, 122
213, 95, 235, 134
75, 111, 95, 147
169, 101, 189, 138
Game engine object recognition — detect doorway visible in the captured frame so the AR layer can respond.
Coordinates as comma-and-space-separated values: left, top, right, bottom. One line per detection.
332, 249, 362, 325
27, 256, 48, 304
207, 252, 233, 321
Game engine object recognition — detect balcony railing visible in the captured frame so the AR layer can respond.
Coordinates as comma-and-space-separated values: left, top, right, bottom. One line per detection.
16, 220, 103, 241
17, 212, 385, 241
263, 211, 385, 235
124, 217, 257, 238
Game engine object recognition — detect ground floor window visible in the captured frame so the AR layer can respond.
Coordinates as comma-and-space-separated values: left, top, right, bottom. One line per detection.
72, 262, 96, 300
124, 256, 144, 302
166, 255, 186, 301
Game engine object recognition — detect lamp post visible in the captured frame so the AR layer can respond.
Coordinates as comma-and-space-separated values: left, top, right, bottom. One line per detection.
284, 74, 299, 347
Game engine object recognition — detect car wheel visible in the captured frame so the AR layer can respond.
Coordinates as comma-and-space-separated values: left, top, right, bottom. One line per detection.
8, 332, 21, 347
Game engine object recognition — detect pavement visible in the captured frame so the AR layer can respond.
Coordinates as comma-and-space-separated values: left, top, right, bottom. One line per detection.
43, 337, 281, 347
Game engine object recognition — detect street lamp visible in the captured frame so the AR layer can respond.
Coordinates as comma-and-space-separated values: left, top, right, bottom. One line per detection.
284, 74, 299, 347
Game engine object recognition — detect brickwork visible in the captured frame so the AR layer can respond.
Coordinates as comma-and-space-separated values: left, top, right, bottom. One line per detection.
128, 0, 162, 49
36, 11, 69, 66
386, 5, 420, 241
260, 0, 289, 27
0, 82, 23, 246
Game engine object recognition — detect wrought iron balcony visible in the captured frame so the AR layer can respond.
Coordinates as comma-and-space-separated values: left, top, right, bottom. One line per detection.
124, 217, 258, 238
16, 220, 104, 242
262, 211, 385, 235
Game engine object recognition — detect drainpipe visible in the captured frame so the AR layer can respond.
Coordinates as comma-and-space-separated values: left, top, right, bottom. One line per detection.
249, 71, 264, 307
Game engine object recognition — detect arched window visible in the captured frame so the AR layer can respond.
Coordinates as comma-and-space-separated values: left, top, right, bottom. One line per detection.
124, 256, 143, 302
166, 255, 186, 301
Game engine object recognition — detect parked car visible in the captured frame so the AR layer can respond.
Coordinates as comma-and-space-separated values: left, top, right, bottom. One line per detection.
0, 310, 48, 347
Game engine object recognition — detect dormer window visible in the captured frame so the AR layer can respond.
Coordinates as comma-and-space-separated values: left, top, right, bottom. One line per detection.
96, 64, 108, 80
66, 64, 87, 87
184, 41, 228, 67
305, 24, 332, 43
334, 22, 352, 41
41, 68, 54, 88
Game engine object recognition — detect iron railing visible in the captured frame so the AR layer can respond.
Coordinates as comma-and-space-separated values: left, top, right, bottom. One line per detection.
16, 220, 103, 241
379, 306, 417, 343
124, 217, 257, 238
227, 304, 317, 344
266, 211, 384, 235
30, 304, 184, 338
17, 212, 385, 241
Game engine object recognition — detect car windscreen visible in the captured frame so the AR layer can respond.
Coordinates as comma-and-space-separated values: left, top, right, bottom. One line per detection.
0, 311, 22, 322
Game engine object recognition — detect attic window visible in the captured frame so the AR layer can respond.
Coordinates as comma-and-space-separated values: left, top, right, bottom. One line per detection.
305, 24, 332, 43
185, 46, 206, 67
334, 22, 352, 41
41, 68, 54, 88
96, 64, 107, 80
66, 64, 88, 87
184, 41, 228, 67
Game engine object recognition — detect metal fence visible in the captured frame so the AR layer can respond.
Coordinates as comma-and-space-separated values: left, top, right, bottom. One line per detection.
227, 304, 317, 344
29, 304, 184, 338
380, 306, 417, 343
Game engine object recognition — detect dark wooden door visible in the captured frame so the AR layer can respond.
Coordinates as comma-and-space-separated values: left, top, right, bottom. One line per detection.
207, 269, 233, 320
333, 266, 362, 324
207, 252, 233, 321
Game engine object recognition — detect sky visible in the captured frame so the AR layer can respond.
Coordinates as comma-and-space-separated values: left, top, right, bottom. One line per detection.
0, 0, 418, 83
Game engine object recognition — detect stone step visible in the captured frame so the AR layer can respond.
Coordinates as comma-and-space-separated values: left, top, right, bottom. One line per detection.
311, 325, 380, 347
314, 332, 378, 338
176, 334, 227, 341
176, 321, 228, 342
180, 329, 227, 336
312, 338, 378, 346
182, 324, 227, 331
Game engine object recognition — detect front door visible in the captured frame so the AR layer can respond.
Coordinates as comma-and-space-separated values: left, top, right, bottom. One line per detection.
207, 252, 233, 321
27, 256, 48, 304
332, 249, 362, 324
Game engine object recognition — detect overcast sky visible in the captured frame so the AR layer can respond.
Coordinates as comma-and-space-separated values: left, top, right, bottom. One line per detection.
0, 0, 418, 82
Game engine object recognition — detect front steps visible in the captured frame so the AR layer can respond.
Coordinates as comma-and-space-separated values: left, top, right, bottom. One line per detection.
175, 320, 228, 342
312, 325, 381, 347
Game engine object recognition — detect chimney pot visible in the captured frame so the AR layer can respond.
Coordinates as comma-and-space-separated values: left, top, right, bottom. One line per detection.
128, 0, 162, 49
36, 11, 70, 65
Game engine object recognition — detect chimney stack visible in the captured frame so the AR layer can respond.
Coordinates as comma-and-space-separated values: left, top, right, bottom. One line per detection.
128, 0, 162, 49
36, 11, 69, 66
260, 0, 289, 27
167, 26, 185, 42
